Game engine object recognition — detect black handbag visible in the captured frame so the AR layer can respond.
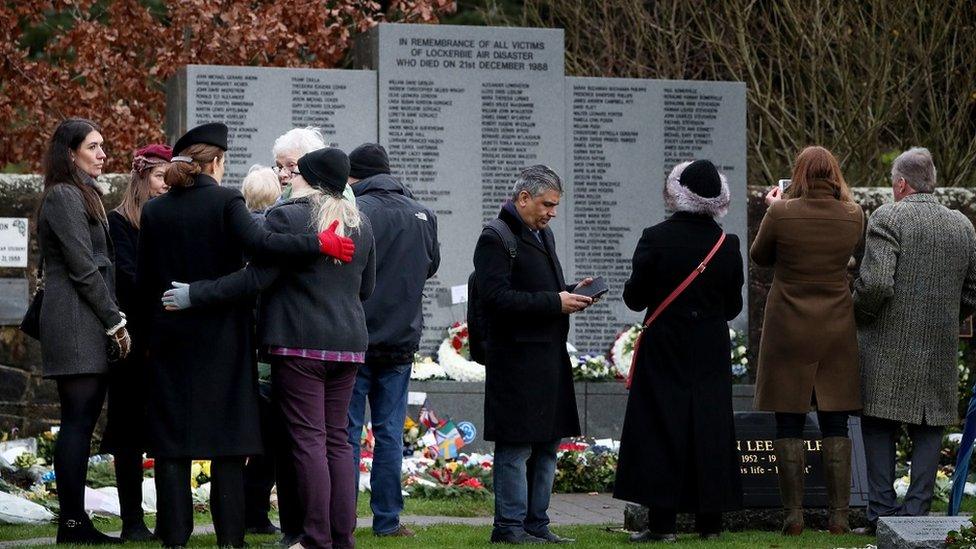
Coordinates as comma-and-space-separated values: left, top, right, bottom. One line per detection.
20, 263, 43, 340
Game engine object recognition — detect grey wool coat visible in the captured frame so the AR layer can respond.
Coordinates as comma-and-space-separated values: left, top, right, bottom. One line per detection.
854, 193, 976, 426
37, 183, 123, 377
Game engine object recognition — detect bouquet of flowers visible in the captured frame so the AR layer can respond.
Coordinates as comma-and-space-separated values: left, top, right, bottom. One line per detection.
609, 325, 642, 378
553, 439, 619, 493
570, 354, 617, 381
405, 458, 492, 499
438, 322, 486, 382
730, 328, 749, 379
411, 354, 448, 381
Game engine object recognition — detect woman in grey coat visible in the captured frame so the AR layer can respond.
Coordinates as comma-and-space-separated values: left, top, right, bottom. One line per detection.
37, 118, 131, 545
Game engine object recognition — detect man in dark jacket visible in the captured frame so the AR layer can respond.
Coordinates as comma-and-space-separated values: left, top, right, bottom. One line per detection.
473, 165, 594, 544
345, 143, 439, 537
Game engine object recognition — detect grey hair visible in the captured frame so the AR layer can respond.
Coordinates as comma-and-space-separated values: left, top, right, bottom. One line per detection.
511, 164, 562, 200
272, 127, 327, 158
891, 147, 937, 193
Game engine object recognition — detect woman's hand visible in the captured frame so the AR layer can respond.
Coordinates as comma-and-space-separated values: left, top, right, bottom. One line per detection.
765, 186, 784, 206
113, 326, 131, 359
318, 220, 355, 262
162, 281, 191, 311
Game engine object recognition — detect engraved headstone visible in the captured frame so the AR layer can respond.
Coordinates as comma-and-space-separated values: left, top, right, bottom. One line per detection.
166, 65, 378, 187
356, 23, 567, 352
877, 516, 972, 549
565, 78, 747, 352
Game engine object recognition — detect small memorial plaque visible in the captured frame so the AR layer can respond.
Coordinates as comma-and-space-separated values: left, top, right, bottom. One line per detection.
0, 218, 29, 268
735, 411, 869, 508
877, 516, 972, 549
0, 278, 29, 325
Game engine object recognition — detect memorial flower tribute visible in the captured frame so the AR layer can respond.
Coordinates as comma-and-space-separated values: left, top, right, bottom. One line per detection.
437, 321, 486, 382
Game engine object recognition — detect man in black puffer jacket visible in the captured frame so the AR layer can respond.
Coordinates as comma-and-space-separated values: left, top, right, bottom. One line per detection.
345, 143, 439, 538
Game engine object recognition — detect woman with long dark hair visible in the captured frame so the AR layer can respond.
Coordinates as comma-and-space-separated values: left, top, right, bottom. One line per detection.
101, 143, 171, 541
752, 146, 864, 535
37, 118, 130, 544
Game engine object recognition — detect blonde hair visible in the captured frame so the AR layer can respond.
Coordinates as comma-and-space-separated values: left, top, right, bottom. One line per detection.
308, 189, 361, 262
241, 164, 281, 211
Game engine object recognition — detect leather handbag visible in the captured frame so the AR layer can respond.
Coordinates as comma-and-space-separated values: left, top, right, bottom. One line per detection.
626, 232, 727, 389
19, 263, 43, 340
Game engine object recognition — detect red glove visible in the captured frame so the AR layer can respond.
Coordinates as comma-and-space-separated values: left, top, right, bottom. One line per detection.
318, 220, 355, 262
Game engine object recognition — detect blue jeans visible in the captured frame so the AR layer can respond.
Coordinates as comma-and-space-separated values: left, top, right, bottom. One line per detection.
492, 439, 561, 537
347, 361, 412, 535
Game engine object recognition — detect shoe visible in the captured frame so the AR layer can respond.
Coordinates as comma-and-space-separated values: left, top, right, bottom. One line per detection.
774, 438, 806, 536
628, 530, 677, 543
279, 533, 302, 547
853, 522, 877, 536
376, 525, 415, 537
246, 520, 282, 535
822, 436, 853, 534
527, 528, 575, 543
490, 530, 547, 544
121, 522, 157, 542
56, 517, 124, 545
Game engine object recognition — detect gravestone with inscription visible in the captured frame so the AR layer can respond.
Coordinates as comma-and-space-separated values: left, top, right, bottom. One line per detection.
565, 78, 746, 350
877, 516, 972, 549
355, 23, 567, 352
166, 65, 378, 187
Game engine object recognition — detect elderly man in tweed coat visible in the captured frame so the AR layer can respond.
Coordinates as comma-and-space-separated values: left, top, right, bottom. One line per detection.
854, 147, 976, 532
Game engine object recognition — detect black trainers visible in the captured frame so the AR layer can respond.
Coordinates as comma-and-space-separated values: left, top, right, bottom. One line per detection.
526, 528, 575, 543
490, 530, 547, 544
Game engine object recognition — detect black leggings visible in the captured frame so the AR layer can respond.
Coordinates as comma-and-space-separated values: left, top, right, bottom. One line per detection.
775, 410, 850, 439
54, 375, 108, 521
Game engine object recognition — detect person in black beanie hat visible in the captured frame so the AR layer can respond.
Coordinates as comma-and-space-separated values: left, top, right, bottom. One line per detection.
614, 159, 743, 542
345, 143, 439, 538
349, 143, 391, 180
298, 147, 351, 196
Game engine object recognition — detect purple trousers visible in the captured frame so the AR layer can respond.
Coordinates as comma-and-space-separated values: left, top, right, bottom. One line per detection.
272, 357, 358, 549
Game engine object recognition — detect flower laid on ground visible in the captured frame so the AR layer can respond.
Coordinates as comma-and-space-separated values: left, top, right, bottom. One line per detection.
438, 322, 485, 382
609, 325, 642, 378
405, 458, 493, 499
730, 327, 749, 379
554, 438, 619, 494
190, 460, 211, 489
411, 354, 448, 381
571, 354, 617, 382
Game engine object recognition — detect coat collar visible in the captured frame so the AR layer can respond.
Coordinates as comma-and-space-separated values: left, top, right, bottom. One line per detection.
901, 192, 938, 204
669, 211, 718, 225
499, 202, 548, 254
806, 179, 839, 199
193, 173, 219, 187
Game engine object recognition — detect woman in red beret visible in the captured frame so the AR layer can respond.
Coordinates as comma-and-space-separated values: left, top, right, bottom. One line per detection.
101, 143, 172, 541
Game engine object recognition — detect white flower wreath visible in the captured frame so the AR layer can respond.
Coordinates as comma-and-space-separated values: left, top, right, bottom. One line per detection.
437, 339, 486, 382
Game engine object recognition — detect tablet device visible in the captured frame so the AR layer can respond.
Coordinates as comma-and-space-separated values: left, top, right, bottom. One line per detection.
574, 276, 609, 299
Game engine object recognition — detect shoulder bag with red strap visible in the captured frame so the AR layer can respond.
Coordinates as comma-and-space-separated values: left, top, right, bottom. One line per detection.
625, 232, 727, 389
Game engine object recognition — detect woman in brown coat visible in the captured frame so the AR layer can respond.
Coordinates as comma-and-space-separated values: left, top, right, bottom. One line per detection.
751, 146, 863, 536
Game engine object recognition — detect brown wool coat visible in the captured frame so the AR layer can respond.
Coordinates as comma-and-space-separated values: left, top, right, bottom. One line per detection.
751, 180, 865, 413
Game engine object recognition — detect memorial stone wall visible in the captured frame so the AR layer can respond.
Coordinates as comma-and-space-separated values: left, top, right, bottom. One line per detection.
165, 23, 747, 355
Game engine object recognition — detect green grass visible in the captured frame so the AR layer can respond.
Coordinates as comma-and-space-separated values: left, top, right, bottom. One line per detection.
358, 492, 493, 517
0, 511, 213, 542
0, 525, 874, 548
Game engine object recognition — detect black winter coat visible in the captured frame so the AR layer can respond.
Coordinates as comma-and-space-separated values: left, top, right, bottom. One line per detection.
473, 205, 581, 443
613, 212, 744, 512
353, 174, 439, 365
136, 174, 319, 458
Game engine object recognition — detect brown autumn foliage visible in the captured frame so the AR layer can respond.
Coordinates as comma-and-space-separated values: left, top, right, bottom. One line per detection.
0, 0, 455, 173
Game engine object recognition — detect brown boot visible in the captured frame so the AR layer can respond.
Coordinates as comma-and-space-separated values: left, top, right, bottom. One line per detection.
774, 438, 806, 536
822, 436, 852, 534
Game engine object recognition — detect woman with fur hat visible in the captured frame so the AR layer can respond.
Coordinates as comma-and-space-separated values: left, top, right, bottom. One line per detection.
101, 143, 172, 541
752, 146, 864, 536
614, 159, 744, 542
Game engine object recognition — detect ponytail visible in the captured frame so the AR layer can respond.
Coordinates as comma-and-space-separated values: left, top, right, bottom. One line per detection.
309, 190, 361, 262
164, 144, 222, 188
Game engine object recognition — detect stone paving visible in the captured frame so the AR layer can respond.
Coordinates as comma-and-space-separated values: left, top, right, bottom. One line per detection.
0, 493, 626, 547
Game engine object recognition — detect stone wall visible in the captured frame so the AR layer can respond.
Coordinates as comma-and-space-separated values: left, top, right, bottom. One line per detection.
2, 174, 975, 433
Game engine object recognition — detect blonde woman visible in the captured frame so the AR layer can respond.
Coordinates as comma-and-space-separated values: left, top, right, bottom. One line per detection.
167, 147, 376, 549
241, 164, 281, 215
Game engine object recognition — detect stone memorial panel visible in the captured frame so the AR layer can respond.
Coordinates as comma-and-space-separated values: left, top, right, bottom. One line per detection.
565, 78, 747, 353
0, 218, 29, 268
877, 516, 972, 549
166, 65, 377, 187
735, 412, 869, 508
357, 23, 566, 352
0, 278, 29, 325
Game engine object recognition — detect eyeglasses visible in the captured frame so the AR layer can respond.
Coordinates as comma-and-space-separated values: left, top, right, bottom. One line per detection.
273, 164, 299, 175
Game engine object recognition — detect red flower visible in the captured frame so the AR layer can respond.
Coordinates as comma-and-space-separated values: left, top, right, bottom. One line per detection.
142, 458, 155, 469
452, 336, 463, 351
460, 477, 483, 489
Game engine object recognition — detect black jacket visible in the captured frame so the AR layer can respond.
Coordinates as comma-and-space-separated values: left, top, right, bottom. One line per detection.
188, 196, 377, 352
353, 174, 439, 364
136, 174, 319, 458
472, 204, 580, 443
613, 212, 744, 512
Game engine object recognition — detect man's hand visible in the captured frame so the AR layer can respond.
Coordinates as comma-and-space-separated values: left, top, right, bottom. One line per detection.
573, 277, 602, 304
559, 291, 592, 314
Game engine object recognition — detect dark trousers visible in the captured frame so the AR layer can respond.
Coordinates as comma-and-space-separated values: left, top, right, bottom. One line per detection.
155, 457, 245, 548
273, 357, 358, 549
775, 410, 851, 439
113, 449, 146, 529
243, 382, 302, 536
54, 375, 108, 522
648, 506, 722, 535
861, 415, 944, 523
492, 439, 560, 538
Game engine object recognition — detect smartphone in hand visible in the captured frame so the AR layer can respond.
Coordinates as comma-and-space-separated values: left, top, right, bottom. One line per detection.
574, 276, 609, 299
778, 179, 792, 193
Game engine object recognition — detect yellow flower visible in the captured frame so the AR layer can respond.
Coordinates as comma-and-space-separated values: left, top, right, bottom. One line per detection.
191, 462, 202, 480
446, 462, 459, 472
200, 460, 211, 478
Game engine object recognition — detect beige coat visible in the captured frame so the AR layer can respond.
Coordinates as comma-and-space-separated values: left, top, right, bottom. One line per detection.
751, 180, 864, 412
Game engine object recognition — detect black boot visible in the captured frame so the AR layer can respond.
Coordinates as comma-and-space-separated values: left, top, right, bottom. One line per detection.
121, 521, 157, 542
56, 516, 123, 545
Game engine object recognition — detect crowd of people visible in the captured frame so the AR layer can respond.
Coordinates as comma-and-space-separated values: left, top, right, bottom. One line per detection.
30, 114, 976, 547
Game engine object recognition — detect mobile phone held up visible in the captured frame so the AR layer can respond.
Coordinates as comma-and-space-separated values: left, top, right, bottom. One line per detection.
778, 179, 792, 193
573, 276, 609, 299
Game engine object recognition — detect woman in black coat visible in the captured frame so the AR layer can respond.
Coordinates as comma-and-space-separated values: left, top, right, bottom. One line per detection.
135, 123, 355, 548
102, 143, 171, 541
613, 160, 744, 542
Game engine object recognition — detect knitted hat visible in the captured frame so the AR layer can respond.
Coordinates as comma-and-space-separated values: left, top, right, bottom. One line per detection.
348, 143, 390, 179
679, 159, 722, 198
297, 148, 350, 195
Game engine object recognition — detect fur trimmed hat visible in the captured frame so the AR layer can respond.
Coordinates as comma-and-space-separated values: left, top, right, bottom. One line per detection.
663, 159, 730, 218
